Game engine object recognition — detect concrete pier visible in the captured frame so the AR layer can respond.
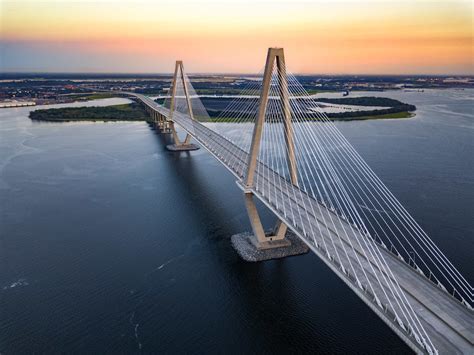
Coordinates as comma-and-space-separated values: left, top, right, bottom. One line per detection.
231, 230, 309, 262
166, 143, 200, 151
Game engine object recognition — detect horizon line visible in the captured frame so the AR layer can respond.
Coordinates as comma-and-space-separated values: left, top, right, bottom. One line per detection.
1, 71, 473, 77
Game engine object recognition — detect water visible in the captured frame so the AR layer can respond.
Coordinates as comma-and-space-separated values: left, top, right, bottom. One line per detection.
1, 90, 472, 353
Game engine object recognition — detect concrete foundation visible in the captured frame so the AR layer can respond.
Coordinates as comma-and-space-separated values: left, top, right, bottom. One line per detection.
231, 230, 309, 262
166, 144, 200, 151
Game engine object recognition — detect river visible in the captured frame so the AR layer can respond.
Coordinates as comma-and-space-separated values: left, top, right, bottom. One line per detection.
0, 89, 472, 353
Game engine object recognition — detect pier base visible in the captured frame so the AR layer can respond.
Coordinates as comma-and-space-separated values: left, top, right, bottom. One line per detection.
231, 230, 309, 262
166, 143, 200, 151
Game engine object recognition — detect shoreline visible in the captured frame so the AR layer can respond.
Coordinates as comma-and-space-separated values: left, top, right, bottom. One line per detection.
331, 111, 415, 121
28, 102, 416, 123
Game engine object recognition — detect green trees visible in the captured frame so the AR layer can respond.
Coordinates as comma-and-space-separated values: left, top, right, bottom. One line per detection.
30, 103, 148, 122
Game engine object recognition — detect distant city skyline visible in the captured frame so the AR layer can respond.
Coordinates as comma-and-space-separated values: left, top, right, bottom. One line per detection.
1, 0, 473, 74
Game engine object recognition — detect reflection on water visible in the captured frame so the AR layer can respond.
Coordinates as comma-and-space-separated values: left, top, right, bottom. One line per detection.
0, 90, 472, 353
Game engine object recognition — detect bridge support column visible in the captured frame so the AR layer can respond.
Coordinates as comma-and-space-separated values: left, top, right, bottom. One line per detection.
232, 48, 309, 260
162, 118, 171, 133
243, 192, 291, 248
157, 114, 165, 131
245, 47, 295, 248
165, 60, 199, 151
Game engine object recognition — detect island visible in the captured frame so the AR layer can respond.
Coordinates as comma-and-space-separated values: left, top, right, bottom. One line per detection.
29, 103, 148, 122
317, 97, 416, 121
29, 96, 415, 122
200, 96, 416, 121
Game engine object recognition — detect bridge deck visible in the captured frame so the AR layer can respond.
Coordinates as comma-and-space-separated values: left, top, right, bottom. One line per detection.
133, 93, 473, 354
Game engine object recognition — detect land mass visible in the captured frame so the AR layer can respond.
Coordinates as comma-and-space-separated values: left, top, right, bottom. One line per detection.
2, 73, 472, 108
29, 103, 148, 122
199, 96, 416, 121
29, 96, 416, 122
318, 97, 416, 120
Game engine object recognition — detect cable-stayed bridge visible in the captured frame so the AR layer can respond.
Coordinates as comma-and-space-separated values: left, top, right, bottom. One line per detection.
114, 48, 473, 354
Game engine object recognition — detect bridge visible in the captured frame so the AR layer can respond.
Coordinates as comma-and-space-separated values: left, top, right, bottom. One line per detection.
113, 48, 473, 354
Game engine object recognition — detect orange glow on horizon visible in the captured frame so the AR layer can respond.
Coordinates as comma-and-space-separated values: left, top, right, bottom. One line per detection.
1, 0, 472, 74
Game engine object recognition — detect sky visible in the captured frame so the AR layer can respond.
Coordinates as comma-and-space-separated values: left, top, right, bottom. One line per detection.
0, 0, 473, 74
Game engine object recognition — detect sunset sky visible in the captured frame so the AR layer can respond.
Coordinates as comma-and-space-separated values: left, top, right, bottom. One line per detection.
1, 0, 472, 74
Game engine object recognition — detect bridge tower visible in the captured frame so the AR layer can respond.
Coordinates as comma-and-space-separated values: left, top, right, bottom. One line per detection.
241, 48, 300, 251
166, 61, 200, 151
